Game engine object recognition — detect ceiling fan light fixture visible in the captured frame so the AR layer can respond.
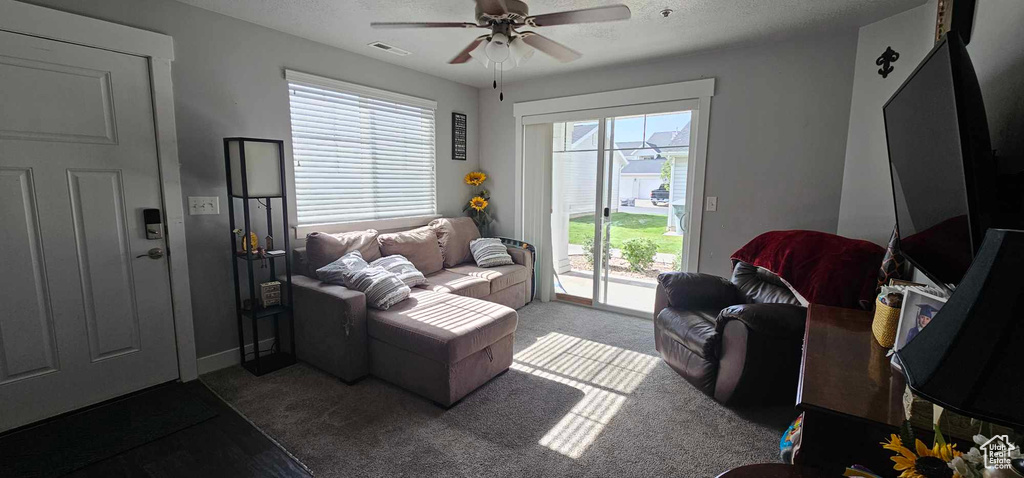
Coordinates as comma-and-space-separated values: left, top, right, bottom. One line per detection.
508, 36, 535, 66
468, 38, 491, 68
374, 2, 633, 96
484, 32, 510, 63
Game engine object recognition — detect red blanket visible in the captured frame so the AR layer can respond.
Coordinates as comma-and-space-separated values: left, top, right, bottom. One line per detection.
731, 230, 884, 309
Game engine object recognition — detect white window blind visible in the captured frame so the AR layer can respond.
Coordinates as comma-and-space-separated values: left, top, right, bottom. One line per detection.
286, 70, 437, 227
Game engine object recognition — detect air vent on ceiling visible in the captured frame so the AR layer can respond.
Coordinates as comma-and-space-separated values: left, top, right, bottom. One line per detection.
368, 41, 411, 56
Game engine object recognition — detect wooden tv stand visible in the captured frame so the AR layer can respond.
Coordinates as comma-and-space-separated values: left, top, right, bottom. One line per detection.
794, 304, 907, 474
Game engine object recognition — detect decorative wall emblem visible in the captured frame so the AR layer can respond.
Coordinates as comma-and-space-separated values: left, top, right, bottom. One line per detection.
876, 46, 900, 78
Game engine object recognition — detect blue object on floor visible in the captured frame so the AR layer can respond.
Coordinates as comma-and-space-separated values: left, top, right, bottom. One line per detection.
779, 412, 803, 464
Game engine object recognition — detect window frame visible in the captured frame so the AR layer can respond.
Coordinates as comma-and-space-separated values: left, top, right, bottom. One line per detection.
285, 70, 439, 237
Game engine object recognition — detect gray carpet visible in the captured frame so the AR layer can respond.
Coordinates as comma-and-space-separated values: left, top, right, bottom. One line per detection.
202, 301, 794, 477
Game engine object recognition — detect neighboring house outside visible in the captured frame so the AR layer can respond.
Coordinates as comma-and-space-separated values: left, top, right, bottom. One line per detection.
655, 123, 692, 232
617, 122, 692, 204
615, 141, 647, 162
666, 151, 689, 232
552, 120, 693, 273
552, 122, 625, 218
619, 157, 666, 202
618, 124, 692, 231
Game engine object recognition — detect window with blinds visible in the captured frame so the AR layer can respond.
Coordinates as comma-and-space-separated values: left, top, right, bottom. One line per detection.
286, 70, 437, 227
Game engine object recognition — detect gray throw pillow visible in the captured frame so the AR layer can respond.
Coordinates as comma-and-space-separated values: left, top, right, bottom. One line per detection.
305, 229, 381, 274
370, 254, 426, 287
316, 251, 410, 310
377, 226, 444, 275
429, 217, 481, 267
469, 237, 514, 268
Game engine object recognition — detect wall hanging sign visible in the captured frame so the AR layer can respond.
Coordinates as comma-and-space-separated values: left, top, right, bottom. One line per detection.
452, 112, 467, 161
876, 46, 899, 79
935, 0, 976, 45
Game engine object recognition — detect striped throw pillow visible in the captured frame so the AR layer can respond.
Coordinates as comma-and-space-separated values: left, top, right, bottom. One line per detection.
370, 254, 426, 287
469, 238, 514, 268
316, 251, 410, 310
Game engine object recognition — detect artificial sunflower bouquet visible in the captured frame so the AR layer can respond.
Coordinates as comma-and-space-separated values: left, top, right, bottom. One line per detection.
463, 171, 494, 235
880, 430, 962, 478
847, 420, 1022, 478
877, 431, 1023, 478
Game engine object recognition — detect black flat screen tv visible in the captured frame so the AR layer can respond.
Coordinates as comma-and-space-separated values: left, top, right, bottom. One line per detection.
884, 32, 995, 289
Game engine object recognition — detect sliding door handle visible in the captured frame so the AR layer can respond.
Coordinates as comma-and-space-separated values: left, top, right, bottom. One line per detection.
136, 248, 164, 259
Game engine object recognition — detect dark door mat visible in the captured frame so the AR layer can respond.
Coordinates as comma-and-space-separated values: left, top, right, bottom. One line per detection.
0, 382, 217, 478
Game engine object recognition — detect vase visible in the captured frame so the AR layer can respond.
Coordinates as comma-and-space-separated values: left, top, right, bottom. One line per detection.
477, 222, 492, 238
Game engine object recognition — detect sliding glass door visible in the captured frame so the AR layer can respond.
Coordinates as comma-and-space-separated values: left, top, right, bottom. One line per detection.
550, 118, 602, 304
550, 108, 695, 315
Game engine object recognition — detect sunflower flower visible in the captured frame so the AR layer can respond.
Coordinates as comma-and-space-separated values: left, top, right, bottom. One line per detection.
881, 435, 961, 478
469, 196, 488, 211
882, 434, 905, 452
465, 171, 487, 186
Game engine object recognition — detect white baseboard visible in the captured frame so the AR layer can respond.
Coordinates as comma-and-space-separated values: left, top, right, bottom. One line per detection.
197, 338, 278, 375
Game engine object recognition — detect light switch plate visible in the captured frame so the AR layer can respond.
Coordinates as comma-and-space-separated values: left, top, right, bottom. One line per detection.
706, 196, 718, 212
189, 196, 220, 215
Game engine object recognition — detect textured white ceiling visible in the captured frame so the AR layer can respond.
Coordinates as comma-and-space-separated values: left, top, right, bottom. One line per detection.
174, 0, 925, 88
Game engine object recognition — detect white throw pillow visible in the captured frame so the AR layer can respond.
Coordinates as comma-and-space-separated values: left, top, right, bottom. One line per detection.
370, 254, 426, 287
316, 251, 410, 310
469, 237, 514, 268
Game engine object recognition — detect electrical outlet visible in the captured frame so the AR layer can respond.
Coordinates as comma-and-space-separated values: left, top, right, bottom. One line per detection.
706, 196, 718, 212
189, 196, 220, 215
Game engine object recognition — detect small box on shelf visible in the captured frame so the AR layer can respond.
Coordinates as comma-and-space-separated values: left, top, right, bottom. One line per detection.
260, 281, 281, 307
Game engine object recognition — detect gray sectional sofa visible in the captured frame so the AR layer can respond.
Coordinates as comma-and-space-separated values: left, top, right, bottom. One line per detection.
288, 217, 533, 407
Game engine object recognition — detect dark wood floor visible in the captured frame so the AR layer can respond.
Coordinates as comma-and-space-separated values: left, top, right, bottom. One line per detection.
67, 381, 311, 478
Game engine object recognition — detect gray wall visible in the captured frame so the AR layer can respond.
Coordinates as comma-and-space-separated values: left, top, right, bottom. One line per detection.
836, 3, 935, 244
837, 0, 1024, 244
966, 0, 1024, 177
479, 32, 859, 278
27, 0, 480, 357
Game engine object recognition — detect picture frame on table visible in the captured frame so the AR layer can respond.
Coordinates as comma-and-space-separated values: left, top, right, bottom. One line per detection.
894, 287, 948, 352
888, 278, 925, 288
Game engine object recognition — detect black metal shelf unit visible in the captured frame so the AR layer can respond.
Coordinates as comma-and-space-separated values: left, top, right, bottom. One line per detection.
224, 137, 295, 376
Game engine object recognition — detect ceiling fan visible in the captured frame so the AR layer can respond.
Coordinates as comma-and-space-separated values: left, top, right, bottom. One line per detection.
370, 0, 631, 70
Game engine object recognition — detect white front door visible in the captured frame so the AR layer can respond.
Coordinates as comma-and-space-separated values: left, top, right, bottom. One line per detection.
0, 31, 179, 432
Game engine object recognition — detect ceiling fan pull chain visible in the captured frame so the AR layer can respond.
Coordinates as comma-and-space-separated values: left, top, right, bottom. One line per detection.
499, 63, 504, 101
492, 63, 496, 89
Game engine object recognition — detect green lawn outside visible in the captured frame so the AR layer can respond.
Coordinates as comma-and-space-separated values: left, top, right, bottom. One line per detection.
568, 212, 683, 255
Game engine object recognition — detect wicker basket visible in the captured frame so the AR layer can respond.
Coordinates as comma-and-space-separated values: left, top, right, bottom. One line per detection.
872, 296, 902, 347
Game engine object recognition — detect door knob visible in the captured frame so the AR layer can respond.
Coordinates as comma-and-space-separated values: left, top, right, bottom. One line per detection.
136, 248, 164, 259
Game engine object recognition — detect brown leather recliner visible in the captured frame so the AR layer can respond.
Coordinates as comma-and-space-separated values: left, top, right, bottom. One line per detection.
653, 262, 807, 405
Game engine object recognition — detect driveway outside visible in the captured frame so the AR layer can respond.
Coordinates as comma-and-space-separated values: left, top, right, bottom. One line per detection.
619, 199, 668, 216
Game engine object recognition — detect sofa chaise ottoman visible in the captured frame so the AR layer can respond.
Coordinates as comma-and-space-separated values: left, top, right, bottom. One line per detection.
288, 217, 532, 406
367, 289, 516, 406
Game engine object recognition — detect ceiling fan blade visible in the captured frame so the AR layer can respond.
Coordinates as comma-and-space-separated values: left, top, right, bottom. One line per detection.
476, 0, 508, 16
519, 32, 581, 63
450, 36, 488, 64
525, 5, 631, 27
370, 22, 482, 29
